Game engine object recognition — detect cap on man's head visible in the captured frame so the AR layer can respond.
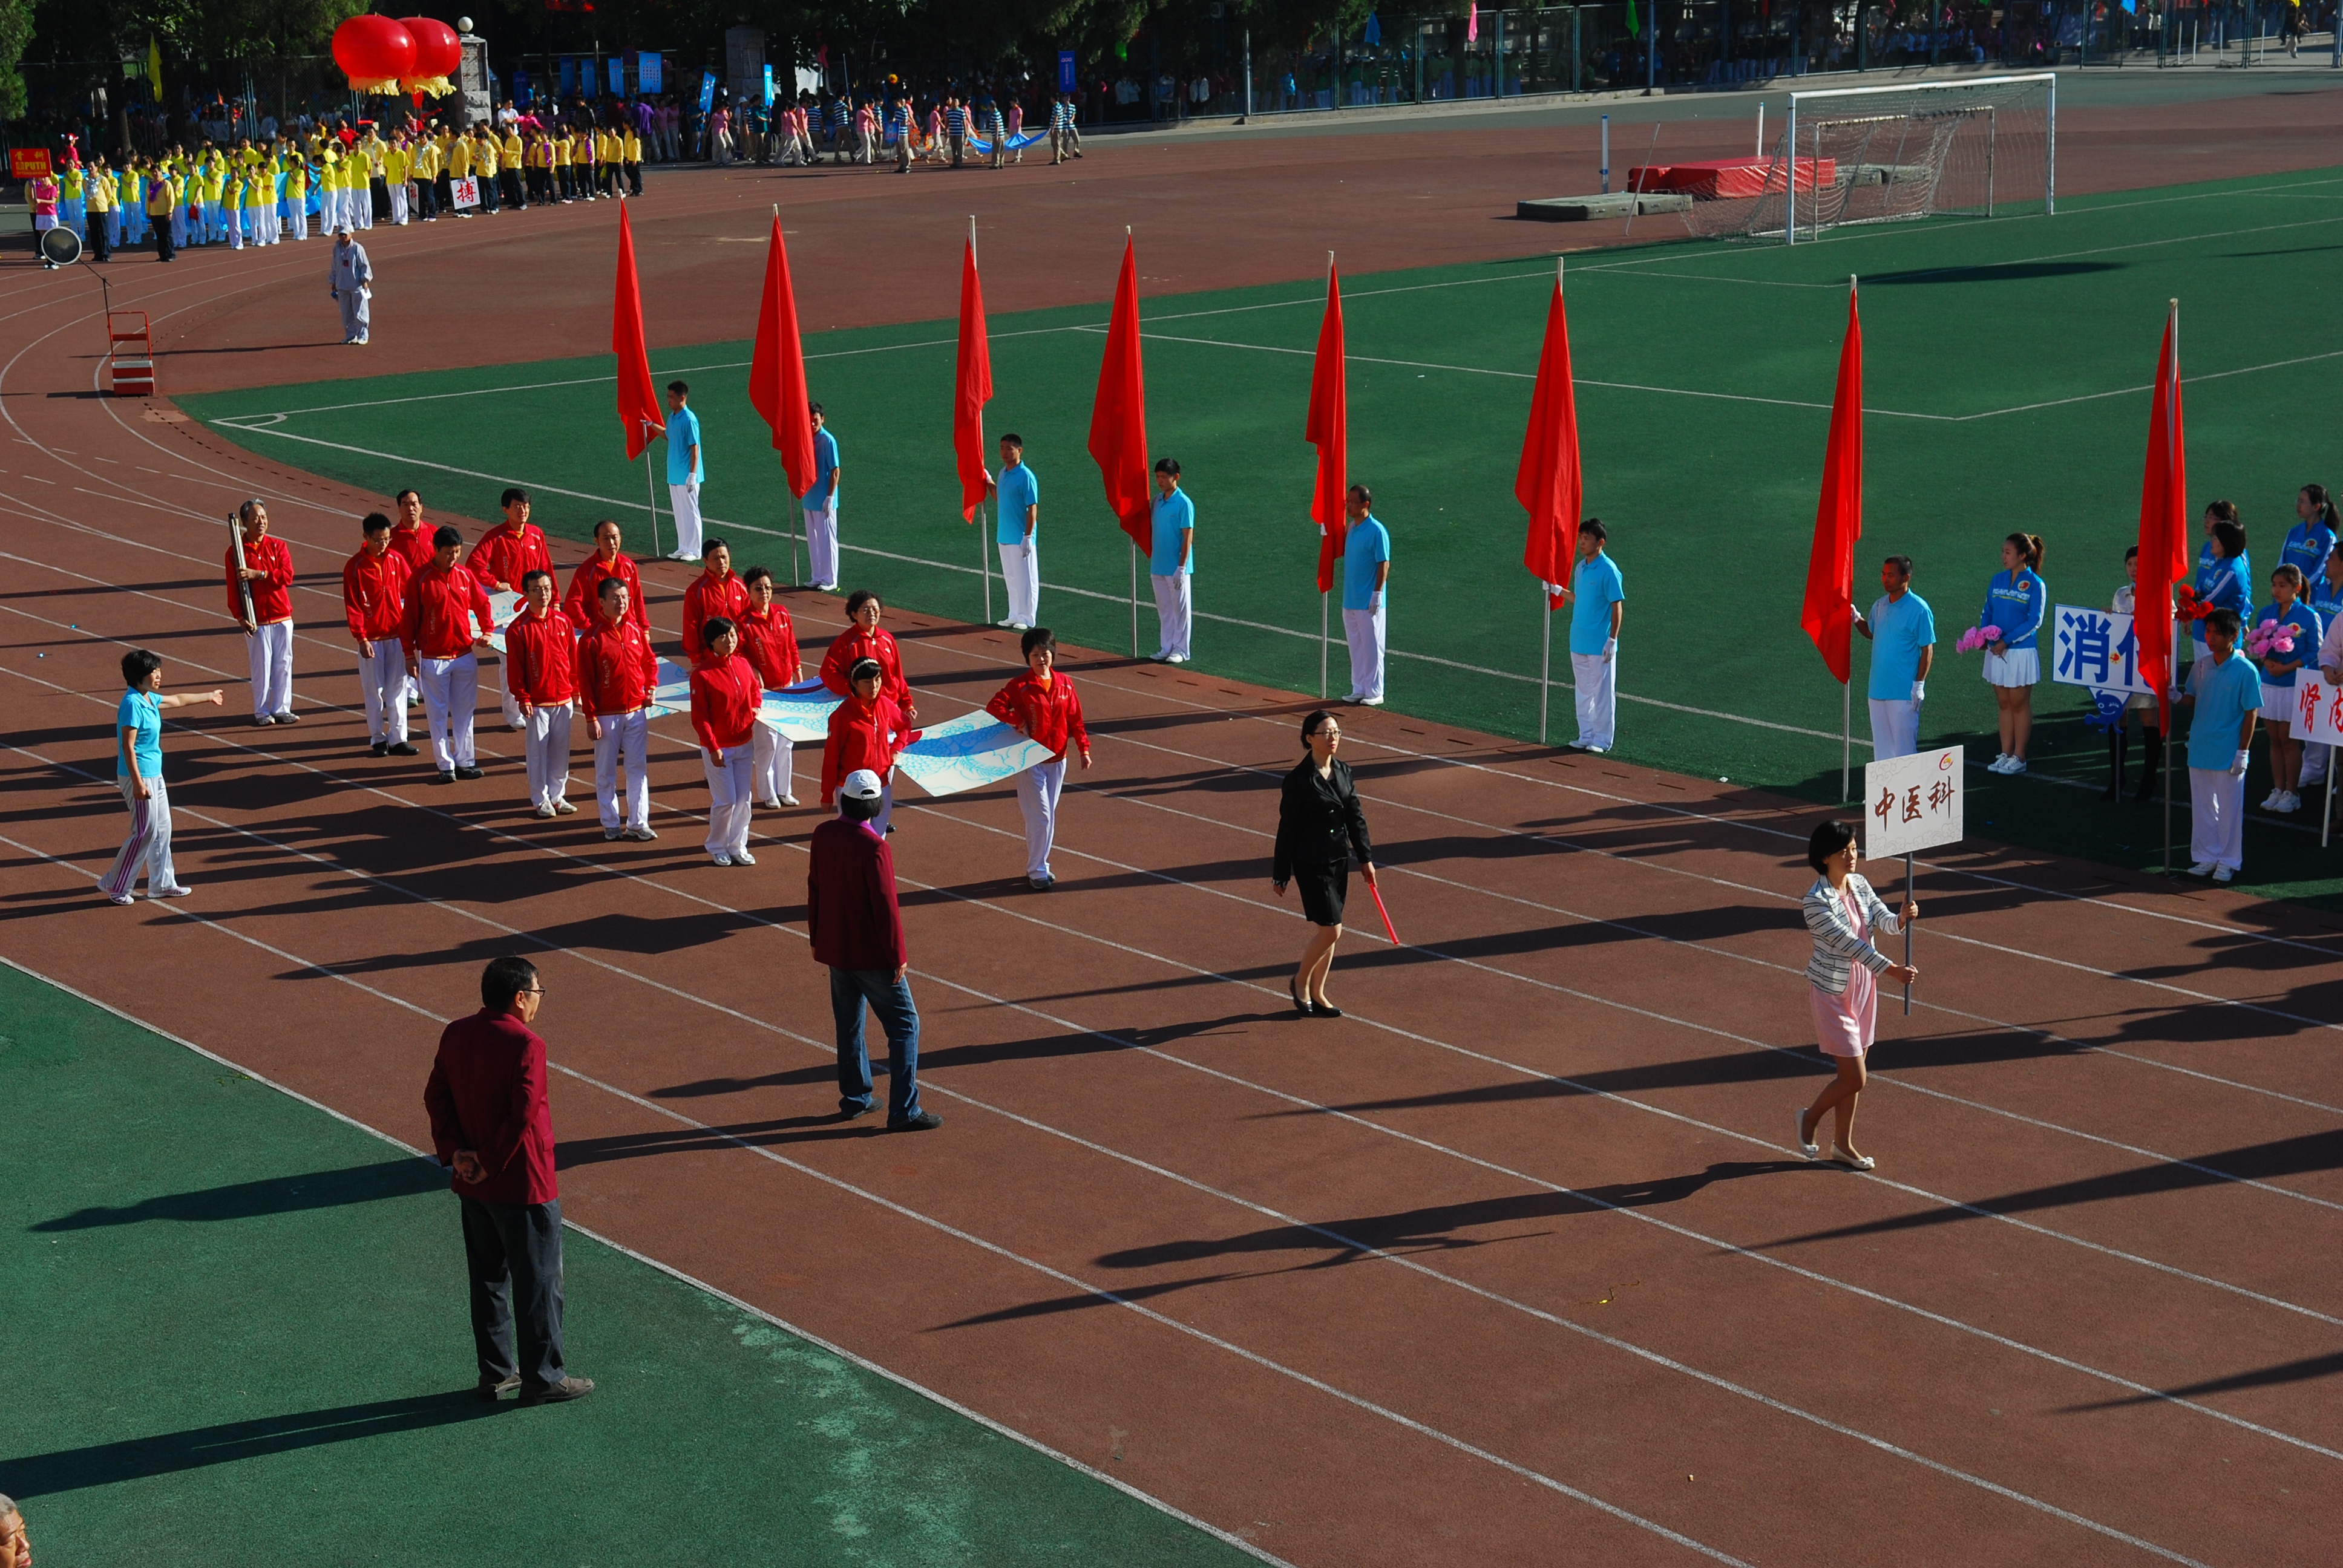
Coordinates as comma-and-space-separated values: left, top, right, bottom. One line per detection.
333, 224, 352, 235
839, 769, 885, 802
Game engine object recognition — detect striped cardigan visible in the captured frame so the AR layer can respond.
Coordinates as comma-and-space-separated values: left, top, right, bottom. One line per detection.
1802, 874, 1902, 995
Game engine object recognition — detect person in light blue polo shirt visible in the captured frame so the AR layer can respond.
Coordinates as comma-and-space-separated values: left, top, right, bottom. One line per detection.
986, 433, 1041, 630
805, 403, 842, 590
663, 380, 704, 561
100, 647, 223, 904
1853, 552, 1935, 760
1340, 484, 1391, 706
1563, 520, 1625, 751
1149, 457, 1195, 663
2173, 607, 2261, 881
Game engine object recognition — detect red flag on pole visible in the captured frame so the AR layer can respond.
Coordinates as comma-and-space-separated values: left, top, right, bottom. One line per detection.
2135, 304, 2187, 731
747, 213, 817, 497
1516, 268, 1583, 610
612, 203, 664, 462
1088, 235, 1153, 550
1800, 283, 1864, 684
953, 234, 993, 523
1305, 261, 1348, 593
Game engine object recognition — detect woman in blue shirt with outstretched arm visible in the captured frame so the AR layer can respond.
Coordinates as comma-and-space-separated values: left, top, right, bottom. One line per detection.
1978, 532, 2047, 775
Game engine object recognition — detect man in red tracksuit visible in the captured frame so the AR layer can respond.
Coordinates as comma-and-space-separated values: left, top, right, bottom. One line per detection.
573, 575, 660, 841
504, 567, 580, 818
387, 488, 439, 577
226, 500, 297, 725
739, 566, 802, 808
689, 615, 762, 866
680, 537, 750, 664
818, 589, 916, 719
399, 526, 498, 783
985, 626, 1092, 890
467, 488, 556, 730
422, 955, 594, 1406
342, 511, 415, 757
820, 658, 915, 837
564, 519, 649, 639
806, 769, 938, 1131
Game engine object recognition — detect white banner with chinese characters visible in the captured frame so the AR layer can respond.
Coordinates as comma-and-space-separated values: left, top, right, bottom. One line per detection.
2295, 676, 2343, 746
450, 176, 480, 210
1864, 745, 1965, 860
2050, 604, 2162, 696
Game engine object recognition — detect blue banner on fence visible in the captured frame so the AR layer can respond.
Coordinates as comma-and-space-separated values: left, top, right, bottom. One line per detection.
512, 68, 529, 103
1058, 50, 1078, 92
698, 70, 717, 114
560, 57, 576, 96
638, 52, 662, 93
762, 64, 775, 106
608, 58, 623, 95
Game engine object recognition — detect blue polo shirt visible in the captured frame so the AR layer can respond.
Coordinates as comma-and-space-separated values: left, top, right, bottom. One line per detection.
2190, 552, 2250, 645
665, 405, 703, 485
1978, 567, 2046, 650
117, 688, 162, 780
994, 461, 1038, 546
1150, 488, 1194, 576
2310, 570, 2343, 630
1865, 589, 1936, 701
1342, 516, 1389, 612
1568, 550, 1625, 656
810, 426, 839, 507
2185, 652, 2262, 771
2279, 521, 2335, 584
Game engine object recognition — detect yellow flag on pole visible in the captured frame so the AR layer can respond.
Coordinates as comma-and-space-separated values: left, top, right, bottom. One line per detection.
146, 37, 165, 103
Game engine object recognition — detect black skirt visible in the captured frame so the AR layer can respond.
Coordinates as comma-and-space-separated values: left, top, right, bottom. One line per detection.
1293, 860, 1348, 927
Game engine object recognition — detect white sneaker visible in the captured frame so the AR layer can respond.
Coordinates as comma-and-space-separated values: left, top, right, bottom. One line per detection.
2186, 860, 2216, 877
2003, 757, 2027, 774
2274, 792, 2301, 814
151, 884, 193, 898
2213, 865, 2235, 883
1166, 654, 1188, 665
2260, 789, 2286, 809
780, 793, 799, 808
1988, 753, 2011, 773
710, 852, 733, 867
732, 848, 756, 866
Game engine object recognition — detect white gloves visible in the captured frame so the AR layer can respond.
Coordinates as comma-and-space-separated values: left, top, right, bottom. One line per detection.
1602, 638, 1617, 662
1368, 592, 1382, 613
2231, 750, 2250, 779
1911, 681, 1926, 702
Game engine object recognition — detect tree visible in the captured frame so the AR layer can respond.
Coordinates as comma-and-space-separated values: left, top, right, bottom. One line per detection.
0, 0, 33, 122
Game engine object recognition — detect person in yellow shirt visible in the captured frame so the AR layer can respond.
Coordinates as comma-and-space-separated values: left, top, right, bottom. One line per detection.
621, 125, 643, 196
57, 163, 85, 239
145, 165, 179, 262
283, 152, 310, 241
499, 125, 526, 209
444, 128, 474, 216
118, 163, 144, 245
595, 126, 620, 197
383, 135, 411, 224
468, 126, 499, 214
221, 158, 245, 249
84, 158, 114, 261
571, 129, 598, 200
410, 133, 442, 220
548, 126, 572, 203
201, 155, 228, 244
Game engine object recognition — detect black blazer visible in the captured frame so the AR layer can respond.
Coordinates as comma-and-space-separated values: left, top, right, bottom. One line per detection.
1273, 756, 1373, 884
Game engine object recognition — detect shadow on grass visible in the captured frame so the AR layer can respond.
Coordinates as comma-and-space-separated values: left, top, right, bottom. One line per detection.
30, 1157, 445, 1230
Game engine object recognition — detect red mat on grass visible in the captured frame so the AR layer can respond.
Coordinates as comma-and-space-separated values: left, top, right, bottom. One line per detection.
1627, 157, 1836, 197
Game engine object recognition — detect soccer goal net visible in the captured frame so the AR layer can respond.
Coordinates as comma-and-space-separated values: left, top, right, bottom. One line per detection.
1679, 73, 2055, 244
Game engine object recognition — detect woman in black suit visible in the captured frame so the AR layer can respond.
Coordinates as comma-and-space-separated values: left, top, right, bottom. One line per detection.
1271, 709, 1376, 1018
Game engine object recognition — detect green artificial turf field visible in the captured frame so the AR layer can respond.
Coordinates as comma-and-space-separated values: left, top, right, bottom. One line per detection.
0, 961, 1260, 1566
183, 166, 2343, 907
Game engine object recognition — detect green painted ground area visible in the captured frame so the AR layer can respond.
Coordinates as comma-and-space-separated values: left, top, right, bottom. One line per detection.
182, 166, 2343, 907
0, 962, 1257, 1566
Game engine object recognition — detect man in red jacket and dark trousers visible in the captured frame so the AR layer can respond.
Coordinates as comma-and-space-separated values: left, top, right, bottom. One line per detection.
505, 569, 579, 818
807, 769, 940, 1131
226, 500, 297, 725
342, 511, 416, 757
423, 956, 594, 1406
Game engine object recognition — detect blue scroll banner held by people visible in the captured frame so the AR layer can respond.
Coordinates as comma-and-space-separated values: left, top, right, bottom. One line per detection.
756, 677, 846, 742
891, 706, 1052, 799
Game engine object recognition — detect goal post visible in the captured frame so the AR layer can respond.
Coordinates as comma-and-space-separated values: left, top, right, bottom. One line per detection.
1679, 73, 2056, 245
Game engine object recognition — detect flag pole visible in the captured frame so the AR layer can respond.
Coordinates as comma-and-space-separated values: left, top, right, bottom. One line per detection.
1541, 586, 1552, 745
972, 214, 992, 627
1842, 270, 1858, 804
1322, 249, 1334, 702
2163, 296, 2178, 875
776, 201, 801, 590
1129, 223, 1141, 659
643, 420, 663, 560
1903, 850, 1915, 1015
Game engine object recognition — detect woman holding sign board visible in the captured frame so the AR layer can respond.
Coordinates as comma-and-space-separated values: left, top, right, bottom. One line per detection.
1796, 820, 1918, 1172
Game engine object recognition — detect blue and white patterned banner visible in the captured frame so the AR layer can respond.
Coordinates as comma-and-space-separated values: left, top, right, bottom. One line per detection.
893, 707, 1051, 798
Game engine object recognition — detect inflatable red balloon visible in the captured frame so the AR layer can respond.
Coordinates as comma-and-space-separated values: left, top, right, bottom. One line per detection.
400, 17, 462, 82
332, 15, 418, 91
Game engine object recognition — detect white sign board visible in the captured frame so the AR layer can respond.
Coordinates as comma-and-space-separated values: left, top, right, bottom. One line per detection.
2050, 604, 2160, 696
1864, 744, 1965, 860
2295, 676, 2343, 746
449, 175, 481, 210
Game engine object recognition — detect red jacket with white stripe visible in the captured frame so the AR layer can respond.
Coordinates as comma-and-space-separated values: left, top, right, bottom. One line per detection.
986, 670, 1089, 763
342, 546, 411, 642
398, 563, 497, 661
690, 653, 761, 754
467, 521, 555, 593
504, 606, 580, 707
226, 535, 295, 625
574, 618, 658, 715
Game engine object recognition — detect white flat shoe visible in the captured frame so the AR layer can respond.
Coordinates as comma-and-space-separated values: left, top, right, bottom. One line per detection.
1795, 1110, 1819, 1158
2186, 860, 2215, 877
710, 852, 733, 867
1830, 1145, 1875, 1171
732, 848, 756, 866
780, 794, 799, 808
2213, 866, 2234, 883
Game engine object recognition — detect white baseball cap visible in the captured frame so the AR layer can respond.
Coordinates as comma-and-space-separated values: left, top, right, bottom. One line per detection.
839, 768, 885, 802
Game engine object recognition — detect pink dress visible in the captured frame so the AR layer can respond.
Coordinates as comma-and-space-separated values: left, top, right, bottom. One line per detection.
1808, 886, 1878, 1058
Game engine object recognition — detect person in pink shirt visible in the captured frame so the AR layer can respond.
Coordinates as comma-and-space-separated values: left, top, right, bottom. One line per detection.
30, 171, 61, 265
1004, 97, 1024, 165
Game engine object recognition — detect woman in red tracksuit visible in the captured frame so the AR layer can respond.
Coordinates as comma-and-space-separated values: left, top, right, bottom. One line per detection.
819, 589, 917, 721
821, 656, 916, 836
985, 626, 1091, 889
739, 566, 802, 808
689, 615, 763, 866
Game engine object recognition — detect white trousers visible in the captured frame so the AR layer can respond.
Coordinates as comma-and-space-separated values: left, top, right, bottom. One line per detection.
593, 709, 651, 831
287, 201, 306, 239
388, 183, 408, 224
358, 639, 410, 745
703, 746, 754, 857
226, 212, 243, 249
752, 724, 795, 803
2189, 766, 2246, 871
1867, 697, 1921, 761
1571, 651, 1617, 750
1015, 757, 1067, 881
336, 289, 369, 343
669, 481, 703, 560
1151, 572, 1192, 660
999, 537, 1039, 625
524, 704, 574, 809
1343, 603, 1386, 702
247, 619, 294, 718
2301, 743, 2330, 786
416, 653, 479, 770
102, 776, 177, 899
497, 655, 524, 729
804, 500, 839, 587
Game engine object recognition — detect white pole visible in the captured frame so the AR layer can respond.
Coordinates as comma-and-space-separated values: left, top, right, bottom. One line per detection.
2046, 74, 2057, 215
1903, 851, 1915, 1014
1130, 540, 1139, 656
2163, 296, 2178, 872
1321, 592, 1329, 699
1783, 98, 1797, 245
1599, 113, 1610, 194
1841, 674, 1850, 802
643, 423, 663, 560
1540, 594, 1552, 745
1755, 100, 1765, 156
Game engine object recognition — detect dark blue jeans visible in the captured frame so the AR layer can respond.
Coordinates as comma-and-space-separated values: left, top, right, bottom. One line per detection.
830, 966, 921, 1122
459, 1196, 566, 1391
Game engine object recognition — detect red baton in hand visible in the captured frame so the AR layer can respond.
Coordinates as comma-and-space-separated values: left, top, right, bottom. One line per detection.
1368, 878, 1400, 947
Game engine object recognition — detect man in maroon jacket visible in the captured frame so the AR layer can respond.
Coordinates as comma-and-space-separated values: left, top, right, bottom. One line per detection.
807, 769, 940, 1131
423, 956, 595, 1405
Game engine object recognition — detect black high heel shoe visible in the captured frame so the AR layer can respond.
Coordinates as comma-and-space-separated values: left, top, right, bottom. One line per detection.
1309, 999, 1343, 1019
1289, 978, 1315, 1017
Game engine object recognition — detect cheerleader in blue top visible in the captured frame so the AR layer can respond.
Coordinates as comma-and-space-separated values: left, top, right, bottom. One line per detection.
2191, 518, 2253, 659
2253, 564, 2324, 815
2198, 499, 2250, 599
1978, 532, 2047, 775
2280, 483, 2338, 586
